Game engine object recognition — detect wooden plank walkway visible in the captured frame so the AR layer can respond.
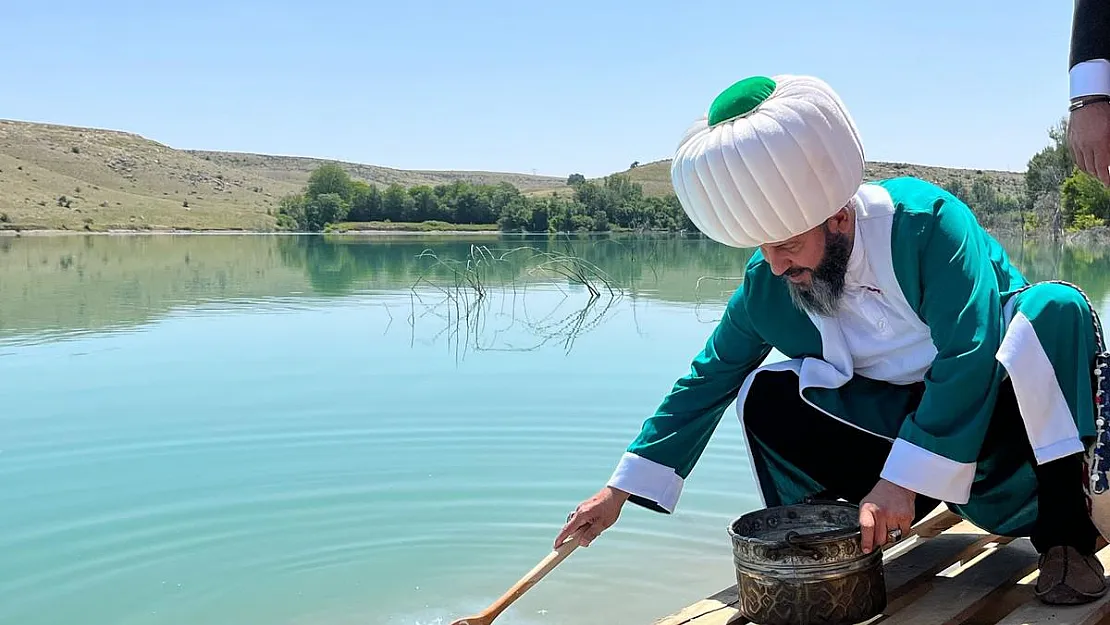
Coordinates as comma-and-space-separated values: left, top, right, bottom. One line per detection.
652, 506, 1110, 625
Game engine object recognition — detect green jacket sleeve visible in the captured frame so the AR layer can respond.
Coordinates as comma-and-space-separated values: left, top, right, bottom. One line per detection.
881, 188, 1010, 504
608, 282, 772, 513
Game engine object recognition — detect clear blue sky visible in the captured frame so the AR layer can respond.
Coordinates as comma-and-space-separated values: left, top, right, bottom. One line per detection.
2, 0, 1075, 178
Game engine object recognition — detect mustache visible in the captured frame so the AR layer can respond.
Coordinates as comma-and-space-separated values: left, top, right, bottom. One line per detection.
784, 267, 812, 278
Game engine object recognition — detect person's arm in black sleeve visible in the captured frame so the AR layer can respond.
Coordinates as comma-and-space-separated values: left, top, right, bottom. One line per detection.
1071, 0, 1110, 98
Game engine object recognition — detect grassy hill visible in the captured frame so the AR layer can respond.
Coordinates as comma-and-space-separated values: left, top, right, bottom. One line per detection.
186, 150, 568, 192
0, 118, 1026, 232
605, 158, 1027, 199
0, 120, 566, 232
0, 120, 303, 231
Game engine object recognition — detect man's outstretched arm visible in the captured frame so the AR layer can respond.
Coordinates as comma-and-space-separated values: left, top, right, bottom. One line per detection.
555, 278, 771, 548
608, 281, 772, 514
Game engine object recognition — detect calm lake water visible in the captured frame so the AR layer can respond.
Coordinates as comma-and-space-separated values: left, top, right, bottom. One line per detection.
3, 231, 1110, 625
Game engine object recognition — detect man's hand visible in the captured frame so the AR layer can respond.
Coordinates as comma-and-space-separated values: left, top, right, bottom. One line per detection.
859, 479, 916, 554
1069, 101, 1110, 187
554, 486, 630, 549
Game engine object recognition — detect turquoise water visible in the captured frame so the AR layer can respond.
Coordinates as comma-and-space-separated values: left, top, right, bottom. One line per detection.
2, 232, 1110, 625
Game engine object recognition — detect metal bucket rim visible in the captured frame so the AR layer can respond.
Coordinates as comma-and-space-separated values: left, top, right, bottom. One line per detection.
727, 500, 862, 547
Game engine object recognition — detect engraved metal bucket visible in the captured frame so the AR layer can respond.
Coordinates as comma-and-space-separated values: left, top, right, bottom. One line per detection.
728, 501, 886, 625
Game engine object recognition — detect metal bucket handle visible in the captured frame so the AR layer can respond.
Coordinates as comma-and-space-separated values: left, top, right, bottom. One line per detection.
764, 530, 824, 561
799, 496, 904, 545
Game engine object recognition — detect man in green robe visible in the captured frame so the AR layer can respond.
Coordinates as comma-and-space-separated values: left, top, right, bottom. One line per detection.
555, 74, 1109, 605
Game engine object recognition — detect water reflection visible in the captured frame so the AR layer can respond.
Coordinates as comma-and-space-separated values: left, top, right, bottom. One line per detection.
3, 232, 1110, 347
271, 233, 751, 300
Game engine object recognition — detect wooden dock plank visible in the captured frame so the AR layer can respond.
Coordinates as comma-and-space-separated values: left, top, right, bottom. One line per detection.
881, 525, 1006, 611
879, 539, 1041, 625
907, 506, 972, 538
991, 546, 1110, 625
649, 586, 739, 625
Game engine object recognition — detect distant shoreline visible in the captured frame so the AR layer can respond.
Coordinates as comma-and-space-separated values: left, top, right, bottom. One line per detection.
0, 228, 501, 236
0, 223, 673, 237
5, 224, 1110, 247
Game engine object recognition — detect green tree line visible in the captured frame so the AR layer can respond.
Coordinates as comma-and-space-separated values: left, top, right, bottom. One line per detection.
1020, 118, 1110, 233
276, 120, 1110, 235
275, 163, 696, 233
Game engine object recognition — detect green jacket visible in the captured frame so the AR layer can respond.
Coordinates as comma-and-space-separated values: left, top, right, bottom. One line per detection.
607, 176, 1093, 536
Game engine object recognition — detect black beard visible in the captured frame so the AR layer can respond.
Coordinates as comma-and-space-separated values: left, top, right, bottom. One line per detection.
785, 230, 851, 317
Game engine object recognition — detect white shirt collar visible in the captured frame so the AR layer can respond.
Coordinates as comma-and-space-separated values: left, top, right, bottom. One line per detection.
843, 204, 878, 292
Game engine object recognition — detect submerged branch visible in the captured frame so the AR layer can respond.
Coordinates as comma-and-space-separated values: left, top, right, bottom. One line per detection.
693, 275, 744, 323
406, 243, 627, 359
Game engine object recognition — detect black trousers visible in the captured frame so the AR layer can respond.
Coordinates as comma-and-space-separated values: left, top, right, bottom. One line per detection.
742, 370, 1100, 555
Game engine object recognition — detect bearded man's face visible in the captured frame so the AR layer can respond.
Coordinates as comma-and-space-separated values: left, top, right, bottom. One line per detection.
759, 209, 854, 317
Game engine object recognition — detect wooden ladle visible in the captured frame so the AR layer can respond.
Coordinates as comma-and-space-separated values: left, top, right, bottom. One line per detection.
449, 532, 582, 625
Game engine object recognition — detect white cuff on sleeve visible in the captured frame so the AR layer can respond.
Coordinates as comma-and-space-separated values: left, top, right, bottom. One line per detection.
1071, 60, 1110, 99
607, 452, 684, 513
880, 438, 975, 504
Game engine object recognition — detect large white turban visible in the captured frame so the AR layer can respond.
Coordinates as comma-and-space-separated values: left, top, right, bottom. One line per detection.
670, 74, 865, 248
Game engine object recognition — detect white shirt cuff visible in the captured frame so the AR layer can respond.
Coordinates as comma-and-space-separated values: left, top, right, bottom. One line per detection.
1071, 60, 1110, 99
879, 438, 975, 504
607, 452, 684, 513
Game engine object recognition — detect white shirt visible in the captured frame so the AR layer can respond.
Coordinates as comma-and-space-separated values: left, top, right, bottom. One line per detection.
830, 216, 938, 385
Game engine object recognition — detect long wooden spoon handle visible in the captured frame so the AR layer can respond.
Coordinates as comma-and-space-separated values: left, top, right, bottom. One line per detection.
481, 533, 581, 621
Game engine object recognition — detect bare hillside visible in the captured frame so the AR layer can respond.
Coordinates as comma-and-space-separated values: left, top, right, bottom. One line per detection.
0, 120, 565, 232
0, 120, 301, 231
187, 150, 569, 192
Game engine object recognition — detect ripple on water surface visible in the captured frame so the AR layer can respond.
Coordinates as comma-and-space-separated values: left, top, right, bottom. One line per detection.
0, 275, 756, 625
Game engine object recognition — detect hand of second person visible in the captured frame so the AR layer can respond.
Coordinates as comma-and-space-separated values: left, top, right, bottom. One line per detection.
858, 479, 915, 554
1069, 101, 1110, 187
